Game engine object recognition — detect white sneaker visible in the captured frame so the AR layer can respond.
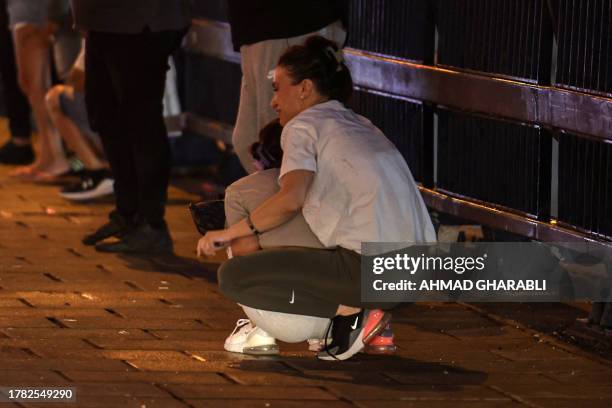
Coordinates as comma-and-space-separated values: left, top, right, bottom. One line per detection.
224, 319, 279, 355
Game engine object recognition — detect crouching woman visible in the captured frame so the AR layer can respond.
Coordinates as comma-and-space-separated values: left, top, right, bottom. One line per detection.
198, 36, 436, 361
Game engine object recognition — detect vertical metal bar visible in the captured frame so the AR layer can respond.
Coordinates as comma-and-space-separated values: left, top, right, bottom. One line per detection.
600, 0, 612, 93
567, 0, 576, 88
539, 0, 554, 84
557, 0, 568, 86
421, 104, 435, 188
537, 129, 553, 221
582, 0, 591, 90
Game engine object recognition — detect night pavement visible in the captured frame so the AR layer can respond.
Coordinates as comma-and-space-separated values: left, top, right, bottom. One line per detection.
0, 120, 611, 407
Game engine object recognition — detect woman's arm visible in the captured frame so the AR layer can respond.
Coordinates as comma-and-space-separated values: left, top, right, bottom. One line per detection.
197, 170, 314, 256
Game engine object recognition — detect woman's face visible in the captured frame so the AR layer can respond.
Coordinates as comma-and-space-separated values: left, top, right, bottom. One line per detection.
270, 66, 304, 126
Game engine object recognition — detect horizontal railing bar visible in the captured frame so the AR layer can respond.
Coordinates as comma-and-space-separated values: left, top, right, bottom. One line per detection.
182, 112, 233, 144
420, 187, 612, 248
345, 49, 612, 143
185, 18, 612, 142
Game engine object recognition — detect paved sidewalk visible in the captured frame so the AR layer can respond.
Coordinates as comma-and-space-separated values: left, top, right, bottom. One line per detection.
0, 123, 611, 407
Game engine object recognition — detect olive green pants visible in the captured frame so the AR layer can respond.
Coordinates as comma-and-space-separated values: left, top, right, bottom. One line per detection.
218, 246, 396, 318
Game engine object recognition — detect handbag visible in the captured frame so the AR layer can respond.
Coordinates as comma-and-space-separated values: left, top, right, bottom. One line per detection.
188, 200, 226, 235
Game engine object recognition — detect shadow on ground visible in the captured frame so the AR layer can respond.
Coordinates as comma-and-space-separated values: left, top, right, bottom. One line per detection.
118, 252, 218, 283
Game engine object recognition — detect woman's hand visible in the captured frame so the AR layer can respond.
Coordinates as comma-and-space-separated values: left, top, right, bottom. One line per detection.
197, 229, 232, 257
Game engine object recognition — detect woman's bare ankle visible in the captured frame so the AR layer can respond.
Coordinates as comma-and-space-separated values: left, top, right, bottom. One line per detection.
336, 305, 361, 316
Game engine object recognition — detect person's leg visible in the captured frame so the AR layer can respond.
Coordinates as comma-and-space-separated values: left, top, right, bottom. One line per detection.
45, 85, 105, 170
108, 29, 184, 229
218, 247, 377, 318
92, 29, 185, 253
219, 247, 392, 360
11, 23, 68, 176
0, 0, 31, 143
80, 31, 136, 245
0, 2, 33, 164
242, 305, 329, 343
85, 31, 138, 217
231, 46, 259, 174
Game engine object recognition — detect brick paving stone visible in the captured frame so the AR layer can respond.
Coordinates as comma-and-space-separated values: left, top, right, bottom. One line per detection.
1, 121, 611, 405
9, 292, 179, 308
222, 369, 396, 386
543, 371, 612, 384
357, 402, 519, 408
1, 328, 156, 340
87, 338, 226, 351
0, 347, 39, 359
0, 338, 97, 350
27, 349, 197, 362
0, 358, 135, 371
443, 358, 612, 374
0, 308, 112, 318
20, 396, 189, 408
126, 359, 292, 373
0, 370, 68, 385
493, 383, 612, 399
186, 400, 354, 408
523, 398, 612, 408
325, 383, 507, 401
489, 347, 579, 361
283, 357, 485, 374
0, 317, 58, 328
70, 382, 170, 397
55, 316, 209, 330
164, 384, 337, 400
112, 306, 240, 320
60, 371, 229, 385
147, 329, 237, 341
386, 372, 561, 387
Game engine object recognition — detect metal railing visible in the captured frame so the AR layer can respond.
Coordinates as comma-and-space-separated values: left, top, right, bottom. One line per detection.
183, 0, 612, 246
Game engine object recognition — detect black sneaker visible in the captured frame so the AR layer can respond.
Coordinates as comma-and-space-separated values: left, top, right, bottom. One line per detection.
0, 140, 34, 165
95, 222, 173, 255
60, 169, 114, 201
317, 309, 391, 361
82, 210, 135, 246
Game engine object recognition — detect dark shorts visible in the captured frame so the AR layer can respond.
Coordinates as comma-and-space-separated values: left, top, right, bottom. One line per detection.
7, 0, 69, 28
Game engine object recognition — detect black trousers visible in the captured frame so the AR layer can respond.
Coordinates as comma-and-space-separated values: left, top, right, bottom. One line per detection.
85, 29, 184, 226
0, 0, 31, 140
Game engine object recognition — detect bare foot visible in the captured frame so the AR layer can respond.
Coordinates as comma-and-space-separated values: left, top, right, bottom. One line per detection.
10, 160, 70, 181
9, 162, 45, 178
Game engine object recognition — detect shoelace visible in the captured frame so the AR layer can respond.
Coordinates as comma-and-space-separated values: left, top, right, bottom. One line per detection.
229, 318, 251, 337
321, 317, 340, 361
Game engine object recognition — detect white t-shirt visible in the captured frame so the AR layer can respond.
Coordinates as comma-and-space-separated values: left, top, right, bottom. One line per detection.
280, 100, 436, 253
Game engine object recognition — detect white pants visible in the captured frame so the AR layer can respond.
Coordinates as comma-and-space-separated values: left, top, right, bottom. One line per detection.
232, 21, 347, 173
242, 305, 330, 343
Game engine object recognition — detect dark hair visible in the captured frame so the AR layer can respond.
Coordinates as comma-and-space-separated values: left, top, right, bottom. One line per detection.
249, 119, 283, 170
277, 35, 353, 104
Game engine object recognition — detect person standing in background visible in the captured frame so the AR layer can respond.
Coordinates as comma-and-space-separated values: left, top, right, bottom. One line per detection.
5, 0, 75, 178
46, 41, 114, 201
227, 0, 349, 174
0, 0, 33, 165
71, 0, 190, 254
